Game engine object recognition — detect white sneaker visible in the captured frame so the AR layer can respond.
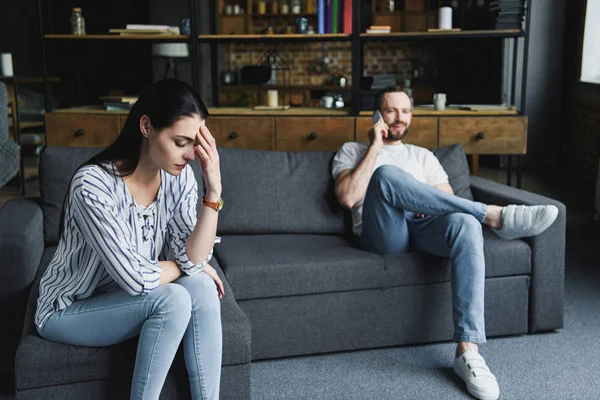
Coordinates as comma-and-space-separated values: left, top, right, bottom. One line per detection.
491, 204, 559, 240
453, 349, 500, 400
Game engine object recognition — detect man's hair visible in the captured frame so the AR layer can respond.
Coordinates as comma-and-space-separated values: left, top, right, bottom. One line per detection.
374, 85, 412, 112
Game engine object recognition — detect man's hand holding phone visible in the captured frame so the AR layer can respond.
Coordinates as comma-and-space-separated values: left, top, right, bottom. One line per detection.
368, 110, 388, 151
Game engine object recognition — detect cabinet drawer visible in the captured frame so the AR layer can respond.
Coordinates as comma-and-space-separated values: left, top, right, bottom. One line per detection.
45, 114, 120, 147
275, 117, 354, 152
439, 117, 527, 154
355, 117, 438, 148
208, 117, 274, 150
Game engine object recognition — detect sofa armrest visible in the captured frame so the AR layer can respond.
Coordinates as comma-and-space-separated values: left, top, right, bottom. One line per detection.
470, 176, 566, 332
0, 198, 44, 380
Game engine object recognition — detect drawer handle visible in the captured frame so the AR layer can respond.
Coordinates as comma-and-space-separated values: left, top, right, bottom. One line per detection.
475, 132, 485, 140
229, 131, 239, 139
73, 129, 85, 137
308, 132, 318, 140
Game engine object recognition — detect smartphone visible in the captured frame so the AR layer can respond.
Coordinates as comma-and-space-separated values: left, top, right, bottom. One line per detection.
372, 110, 383, 125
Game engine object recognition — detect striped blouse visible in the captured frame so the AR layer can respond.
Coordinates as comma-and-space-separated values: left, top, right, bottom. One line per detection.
35, 163, 218, 329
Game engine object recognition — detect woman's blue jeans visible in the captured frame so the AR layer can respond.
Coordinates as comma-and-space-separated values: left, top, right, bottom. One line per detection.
37, 272, 222, 400
361, 165, 489, 344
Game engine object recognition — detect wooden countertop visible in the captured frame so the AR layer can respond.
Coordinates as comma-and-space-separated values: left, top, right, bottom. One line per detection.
53, 106, 520, 117
54, 106, 353, 116
360, 106, 520, 116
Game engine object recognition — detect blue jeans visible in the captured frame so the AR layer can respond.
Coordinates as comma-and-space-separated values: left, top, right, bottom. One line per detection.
37, 273, 222, 400
361, 165, 488, 344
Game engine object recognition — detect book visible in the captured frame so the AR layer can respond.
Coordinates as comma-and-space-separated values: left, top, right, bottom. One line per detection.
318, 0, 325, 34
99, 96, 138, 104
326, 0, 332, 33
125, 24, 171, 30
342, 0, 352, 34
331, 0, 338, 34
365, 29, 391, 33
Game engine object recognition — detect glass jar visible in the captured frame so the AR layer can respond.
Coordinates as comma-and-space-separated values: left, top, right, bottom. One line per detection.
291, 0, 301, 14
281, 0, 290, 14
70, 7, 86, 35
257, 0, 267, 15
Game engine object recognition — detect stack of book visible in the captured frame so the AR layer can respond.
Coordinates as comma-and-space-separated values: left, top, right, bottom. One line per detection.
365, 25, 391, 34
317, 0, 353, 34
109, 24, 180, 36
100, 96, 138, 111
366, 74, 397, 90
490, 0, 525, 30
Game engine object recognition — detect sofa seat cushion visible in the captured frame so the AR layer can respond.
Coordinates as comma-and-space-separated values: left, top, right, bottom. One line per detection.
216, 230, 531, 301
16, 249, 250, 390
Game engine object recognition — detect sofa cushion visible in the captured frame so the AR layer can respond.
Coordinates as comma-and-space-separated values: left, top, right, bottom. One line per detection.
432, 144, 474, 200
216, 229, 530, 301
40, 147, 102, 245
216, 148, 348, 234
16, 250, 250, 389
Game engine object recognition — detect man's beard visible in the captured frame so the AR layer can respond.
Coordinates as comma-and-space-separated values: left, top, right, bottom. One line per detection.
387, 125, 409, 141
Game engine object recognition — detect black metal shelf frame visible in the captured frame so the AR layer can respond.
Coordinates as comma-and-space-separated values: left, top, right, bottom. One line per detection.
37, 0, 531, 187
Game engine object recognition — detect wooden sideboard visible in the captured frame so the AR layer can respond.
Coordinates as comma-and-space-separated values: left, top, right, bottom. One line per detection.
45, 107, 527, 175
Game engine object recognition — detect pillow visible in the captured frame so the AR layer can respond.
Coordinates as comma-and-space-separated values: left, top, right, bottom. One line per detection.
432, 144, 474, 200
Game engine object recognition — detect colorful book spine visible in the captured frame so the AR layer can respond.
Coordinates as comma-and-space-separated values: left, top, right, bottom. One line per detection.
326, 0, 332, 33
342, 0, 352, 33
318, 0, 325, 34
331, 0, 338, 33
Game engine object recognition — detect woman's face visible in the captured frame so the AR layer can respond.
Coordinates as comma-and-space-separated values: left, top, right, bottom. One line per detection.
142, 114, 205, 176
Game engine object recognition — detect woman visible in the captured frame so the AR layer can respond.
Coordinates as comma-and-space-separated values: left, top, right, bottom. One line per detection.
34, 79, 224, 400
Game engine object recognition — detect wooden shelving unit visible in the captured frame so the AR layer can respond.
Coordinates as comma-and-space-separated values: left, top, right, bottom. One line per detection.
199, 33, 351, 42
360, 29, 524, 40
45, 34, 189, 41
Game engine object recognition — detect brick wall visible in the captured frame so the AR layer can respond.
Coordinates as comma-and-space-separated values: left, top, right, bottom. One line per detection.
225, 42, 414, 86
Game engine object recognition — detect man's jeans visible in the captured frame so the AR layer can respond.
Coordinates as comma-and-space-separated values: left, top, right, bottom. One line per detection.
38, 273, 222, 400
361, 165, 488, 344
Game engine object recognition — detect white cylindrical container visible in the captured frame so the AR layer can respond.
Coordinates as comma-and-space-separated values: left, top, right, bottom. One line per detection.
438, 6, 452, 30
433, 93, 447, 110
0, 53, 13, 76
267, 90, 279, 107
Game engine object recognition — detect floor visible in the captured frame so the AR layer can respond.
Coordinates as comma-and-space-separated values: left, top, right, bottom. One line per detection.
1, 163, 597, 399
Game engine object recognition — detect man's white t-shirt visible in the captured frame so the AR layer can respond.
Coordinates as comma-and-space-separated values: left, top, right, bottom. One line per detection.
332, 142, 449, 236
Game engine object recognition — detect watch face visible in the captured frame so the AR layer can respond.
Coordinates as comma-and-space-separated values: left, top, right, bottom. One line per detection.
217, 198, 224, 211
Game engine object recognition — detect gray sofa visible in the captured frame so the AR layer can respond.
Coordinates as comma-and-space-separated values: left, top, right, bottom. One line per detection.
1, 144, 566, 398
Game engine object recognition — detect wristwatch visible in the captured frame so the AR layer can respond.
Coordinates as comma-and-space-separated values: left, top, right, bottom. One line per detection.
201, 196, 224, 211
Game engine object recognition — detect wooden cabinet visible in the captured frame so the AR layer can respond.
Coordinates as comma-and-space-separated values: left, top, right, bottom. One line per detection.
275, 117, 354, 152
45, 113, 120, 147
44, 111, 528, 177
208, 117, 274, 150
355, 116, 438, 148
439, 117, 527, 154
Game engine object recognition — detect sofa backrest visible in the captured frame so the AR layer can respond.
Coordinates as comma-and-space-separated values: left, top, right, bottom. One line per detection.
40, 146, 102, 245
432, 144, 474, 201
215, 148, 349, 234
40, 143, 472, 243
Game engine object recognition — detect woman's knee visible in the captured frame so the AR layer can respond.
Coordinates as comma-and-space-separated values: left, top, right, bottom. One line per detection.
151, 283, 192, 318
179, 273, 221, 315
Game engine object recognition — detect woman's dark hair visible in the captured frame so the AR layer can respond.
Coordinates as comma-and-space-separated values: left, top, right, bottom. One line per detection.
59, 79, 208, 236
86, 79, 209, 177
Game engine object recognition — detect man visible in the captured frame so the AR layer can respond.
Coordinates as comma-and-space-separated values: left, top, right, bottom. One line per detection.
332, 86, 558, 400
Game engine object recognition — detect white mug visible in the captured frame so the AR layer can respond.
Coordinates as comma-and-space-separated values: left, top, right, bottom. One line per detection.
0, 53, 14, 77
321, 96, 334, 108
433, 93, 447, 110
